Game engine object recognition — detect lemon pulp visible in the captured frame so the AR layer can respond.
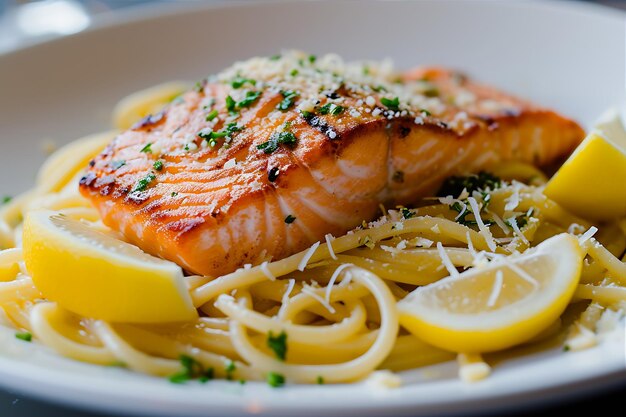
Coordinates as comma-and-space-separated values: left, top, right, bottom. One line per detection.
398, 234, 583, 353
544, 110, 626, 220
22, 210, 197, 323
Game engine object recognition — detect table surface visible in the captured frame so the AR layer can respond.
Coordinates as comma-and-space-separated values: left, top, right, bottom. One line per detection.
0, 0, 625, 415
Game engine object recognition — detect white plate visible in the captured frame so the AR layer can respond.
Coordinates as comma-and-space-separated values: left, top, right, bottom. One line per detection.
0, 0, 624, 416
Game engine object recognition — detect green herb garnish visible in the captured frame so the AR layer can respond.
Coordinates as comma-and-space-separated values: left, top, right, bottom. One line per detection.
269, 54, 281, 61
231, 77, 256, 89
139, 143, 152, 153
267, 331, 287, 361
153, 160, 163, 171
257, 131, 297, 154
193, 80, 204, 92
237, 90, 262, 108
401, 208, 415, 219
2, 196, 12, 205
171, 192, 178, 197
420, 109, 432, 116
316, 376, 325, 385
318, 103, 344, 116
15, 332, 32, 342
308, 54, 317, 63
381, 97, 400, 111
290, 69, 299, 76
205, 109, 219, 121
225, 361, 236, 380
284, 215, 296, 224
437, 171, 501, 197
168, 354, 214, 384
277, 90, 299, 111
267, 372, 285, 388
132, 173, 156, 193
225, 95, 237, 114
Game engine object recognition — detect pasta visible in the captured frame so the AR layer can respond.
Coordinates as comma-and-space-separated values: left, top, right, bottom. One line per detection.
0, 83, 624, 387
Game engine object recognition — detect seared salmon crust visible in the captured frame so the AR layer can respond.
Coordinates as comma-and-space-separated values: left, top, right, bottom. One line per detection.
80, 52, 584, 276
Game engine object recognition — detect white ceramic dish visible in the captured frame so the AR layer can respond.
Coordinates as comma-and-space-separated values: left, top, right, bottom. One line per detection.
0, 1, 624, 416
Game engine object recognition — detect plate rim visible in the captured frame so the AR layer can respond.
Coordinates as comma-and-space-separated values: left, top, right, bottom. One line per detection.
0, 0, 625, 416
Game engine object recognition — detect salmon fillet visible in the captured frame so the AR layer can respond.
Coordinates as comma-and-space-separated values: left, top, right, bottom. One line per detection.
80, 52, 584, 277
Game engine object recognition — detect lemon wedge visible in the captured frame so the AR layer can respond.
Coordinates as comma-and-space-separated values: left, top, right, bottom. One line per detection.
544, 110, 626, 220
398, 234, 583, 353
22, 210, 197, 323
113, 81, 189, 130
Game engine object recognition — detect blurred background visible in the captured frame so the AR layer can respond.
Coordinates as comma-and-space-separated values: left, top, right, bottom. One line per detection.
0, 0, 625, 55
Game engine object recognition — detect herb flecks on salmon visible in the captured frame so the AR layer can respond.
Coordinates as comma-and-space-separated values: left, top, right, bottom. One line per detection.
80, 51, 584, 276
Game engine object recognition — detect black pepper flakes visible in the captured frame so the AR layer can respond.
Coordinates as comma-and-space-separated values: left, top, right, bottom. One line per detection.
268, 166, 280, 182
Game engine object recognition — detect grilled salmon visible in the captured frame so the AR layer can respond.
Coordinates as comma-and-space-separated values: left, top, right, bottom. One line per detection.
80, 52, 584, 277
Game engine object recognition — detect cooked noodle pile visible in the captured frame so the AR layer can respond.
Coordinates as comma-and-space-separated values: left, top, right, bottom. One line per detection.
0, 98, 624, 387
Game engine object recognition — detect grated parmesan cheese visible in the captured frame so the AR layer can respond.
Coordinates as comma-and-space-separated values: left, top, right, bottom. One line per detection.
325, 263, 353, 303
298, 241, 321, 271
224, 158, 236, 169
325, 234, 338, 260
260, 261, 276, 281
507, 217, 529, 245
437, 242, 459, 277
467, 197, 497, 251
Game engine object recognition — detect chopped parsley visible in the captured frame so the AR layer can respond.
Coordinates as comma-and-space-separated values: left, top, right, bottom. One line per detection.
401, 208, 415, 219
506, 209, 534, 229
268, 166, 280, 182
360, 235, 375, 249
171, 192, 178, 197
308, 54, 317, 63
318, 103, 344, 116
2, 196, 12, 205
193, 80, 204, 92
168, 354, 214, 384
15, 332, 32, 342
317, 376, 325, 385
131, 173, 156, 193
277, 90, 299, 111
225, 361, 236, 380
437, 171, 501, 198
225, 95, 237, 114
231, 77, 256, 89
290, 69, 299, 77
139, 143, 152, 153
237, 90, 262, 108
269, 54, 281, 61
300, 110, 314, 120
420, 109, 432, 116
284, 214, 296, 224
205, 109, 219, 121
257, 131, 297, 154
153, 160, 163, 171
198, 123, 243, 147
111, 160, 126, 170
381, 97, 400, 111
267, 331, 287, 361
563, 345, 570, 352
267, 372, 285, 388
